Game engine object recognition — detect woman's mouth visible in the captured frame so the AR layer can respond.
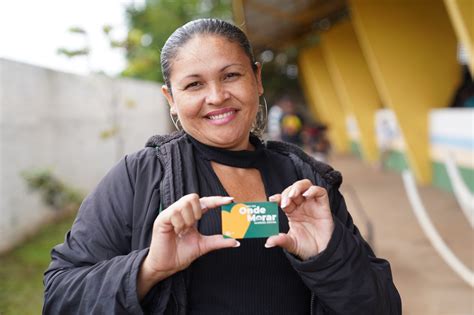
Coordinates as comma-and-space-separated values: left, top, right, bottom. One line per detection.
205, 109, 237, 125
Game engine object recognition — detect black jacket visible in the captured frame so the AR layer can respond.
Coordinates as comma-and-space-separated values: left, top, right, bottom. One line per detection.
43, 132, 401, 314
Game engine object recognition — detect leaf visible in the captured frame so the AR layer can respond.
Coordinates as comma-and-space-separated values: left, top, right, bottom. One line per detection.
68, 26, 87, 34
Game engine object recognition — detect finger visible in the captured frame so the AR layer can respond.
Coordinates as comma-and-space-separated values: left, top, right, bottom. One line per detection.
170, 213, 185, 234
268, 194, 281, 204
282, 179, 313, 209
288, 179, 312, 199
288, 194, 305, 207
265, 233, 296, 253
159, 193, 200, 222
280, 187, 298, 214
181, 204, 196, 228
302, 185, 328, 200
281, 200, 297, 214
181, 195, 201, 226
280, 185, 293, 209
200, 235, 240, 255
199, 196, 234, 213
191, 196, 202, 221
156, 194, 234, 233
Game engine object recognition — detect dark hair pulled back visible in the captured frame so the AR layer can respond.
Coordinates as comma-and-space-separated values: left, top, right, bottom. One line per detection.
161, 18, 257, 94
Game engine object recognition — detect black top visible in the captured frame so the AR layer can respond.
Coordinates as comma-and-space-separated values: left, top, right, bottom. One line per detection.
43, 131, 401, 314
187, 135, 311, 314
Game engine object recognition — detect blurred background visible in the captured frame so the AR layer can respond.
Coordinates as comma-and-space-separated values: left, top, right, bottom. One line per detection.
0, 0, 472, 314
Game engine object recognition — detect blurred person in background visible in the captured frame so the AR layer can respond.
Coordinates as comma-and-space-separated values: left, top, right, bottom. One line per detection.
302, 122, 331, 163
43, 18, 401, 314
267, 101, 283, 141
449, 65, 474, 108
374, 111, 398, 171
450, 44, 474, 108
279, 95, 305, 147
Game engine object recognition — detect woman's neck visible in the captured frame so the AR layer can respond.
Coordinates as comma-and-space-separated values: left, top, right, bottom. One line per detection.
186, 134, 264, 169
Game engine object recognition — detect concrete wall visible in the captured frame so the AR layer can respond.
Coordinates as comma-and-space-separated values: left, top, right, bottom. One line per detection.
0, 58, 171, 253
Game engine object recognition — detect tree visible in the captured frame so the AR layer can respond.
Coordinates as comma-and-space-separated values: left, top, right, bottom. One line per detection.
122, 0, 232, 82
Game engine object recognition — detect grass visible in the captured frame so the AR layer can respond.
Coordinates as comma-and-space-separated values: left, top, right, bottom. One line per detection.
0, 212, 76, 315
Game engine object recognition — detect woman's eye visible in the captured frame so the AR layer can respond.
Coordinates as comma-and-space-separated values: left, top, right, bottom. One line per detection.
184, 81, 201, 90
224, 72, 241, 80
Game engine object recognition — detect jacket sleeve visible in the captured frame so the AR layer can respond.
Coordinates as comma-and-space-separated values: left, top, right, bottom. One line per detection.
285, 184, 402, 315
43, 156, 149, 314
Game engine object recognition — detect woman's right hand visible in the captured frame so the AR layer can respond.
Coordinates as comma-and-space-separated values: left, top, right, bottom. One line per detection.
137, 194, 239, 299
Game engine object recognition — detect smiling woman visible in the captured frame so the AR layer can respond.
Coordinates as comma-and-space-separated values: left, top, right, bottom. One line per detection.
43, 18, 401, 314
162, 34, 263, 150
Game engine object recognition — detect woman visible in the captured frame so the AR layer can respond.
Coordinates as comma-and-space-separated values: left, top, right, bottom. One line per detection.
43, 18, 401, 314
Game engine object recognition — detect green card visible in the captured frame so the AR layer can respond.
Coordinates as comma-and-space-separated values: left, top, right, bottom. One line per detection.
221, 202, 279, 239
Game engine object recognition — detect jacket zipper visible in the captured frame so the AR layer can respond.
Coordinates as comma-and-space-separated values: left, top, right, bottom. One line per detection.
310, 293, 315, 315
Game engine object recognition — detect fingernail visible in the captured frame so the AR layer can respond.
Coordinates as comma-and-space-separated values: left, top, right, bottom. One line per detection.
302, 190, 310, 197
223, 197, 234, 201
288, 188, 296, 198
281, 198, 288, 208
264, 243, 275, 248
233, 241, 241, 248
268, 195, 277, 202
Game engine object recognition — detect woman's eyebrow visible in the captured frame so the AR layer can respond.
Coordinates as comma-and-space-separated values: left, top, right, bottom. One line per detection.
181, 74, 201, 81
179, 64, 245, 82
220, 63, 244, 72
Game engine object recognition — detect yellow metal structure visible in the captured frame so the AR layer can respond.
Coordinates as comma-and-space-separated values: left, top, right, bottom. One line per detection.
444, 0, 474, 74
320, 20, 381, 162
299, 46, 350, 153
350, 0, 460, 184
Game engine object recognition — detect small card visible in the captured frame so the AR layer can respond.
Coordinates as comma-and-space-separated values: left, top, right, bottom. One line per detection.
221, 202, 279, 239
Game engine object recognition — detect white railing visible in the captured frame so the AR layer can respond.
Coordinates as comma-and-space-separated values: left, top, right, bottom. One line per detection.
443, 152, 474, 228
402, 170, 474, 287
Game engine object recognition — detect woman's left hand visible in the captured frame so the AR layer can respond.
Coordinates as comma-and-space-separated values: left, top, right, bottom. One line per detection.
265, 179, 334, 260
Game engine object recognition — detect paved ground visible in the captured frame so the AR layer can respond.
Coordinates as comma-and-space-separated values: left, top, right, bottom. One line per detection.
329, 154, 473, 315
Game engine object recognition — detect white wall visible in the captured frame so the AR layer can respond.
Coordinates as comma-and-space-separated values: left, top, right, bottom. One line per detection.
0, 59, 171, 253
429, 108, 474, 169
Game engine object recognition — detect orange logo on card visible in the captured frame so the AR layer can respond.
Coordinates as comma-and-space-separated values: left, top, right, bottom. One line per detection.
222, 203, 251, 239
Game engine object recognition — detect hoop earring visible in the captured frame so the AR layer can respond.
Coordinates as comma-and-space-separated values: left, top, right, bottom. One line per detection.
261, 96, 268, 124
169, 111, 182, 131
251, 95, 268, 138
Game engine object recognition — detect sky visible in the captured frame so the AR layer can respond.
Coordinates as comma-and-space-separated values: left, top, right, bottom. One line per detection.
0, 0, 143, 76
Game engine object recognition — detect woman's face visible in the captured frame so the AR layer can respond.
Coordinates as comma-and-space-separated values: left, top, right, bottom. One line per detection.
162, 35, 263, 150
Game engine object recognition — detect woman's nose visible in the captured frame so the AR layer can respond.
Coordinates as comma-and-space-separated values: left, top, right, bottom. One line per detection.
205, 82, 230, 105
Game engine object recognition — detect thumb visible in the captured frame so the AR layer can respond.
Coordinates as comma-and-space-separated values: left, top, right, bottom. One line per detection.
265, 233, 296, 253
199, 196, 234, 213
199, 235, 240, 255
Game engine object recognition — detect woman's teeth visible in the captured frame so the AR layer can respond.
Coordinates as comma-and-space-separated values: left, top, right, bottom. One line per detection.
208, 111, 234, 120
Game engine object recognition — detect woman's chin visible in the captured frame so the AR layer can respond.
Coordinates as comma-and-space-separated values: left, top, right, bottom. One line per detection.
190, 130, 250, 150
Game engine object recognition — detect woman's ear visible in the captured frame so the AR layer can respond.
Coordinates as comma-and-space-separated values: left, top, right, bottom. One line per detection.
254, 62, 264, 96
161, 85, 177, 114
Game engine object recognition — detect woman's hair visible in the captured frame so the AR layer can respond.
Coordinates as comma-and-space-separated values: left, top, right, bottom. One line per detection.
161, 18, 258, 94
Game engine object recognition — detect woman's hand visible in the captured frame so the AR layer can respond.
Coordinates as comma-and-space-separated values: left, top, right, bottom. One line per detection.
265, 179, 334, 261
138, 194, 238, 299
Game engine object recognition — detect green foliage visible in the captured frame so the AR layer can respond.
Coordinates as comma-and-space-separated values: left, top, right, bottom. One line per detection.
56, 47, 90, 58
57, 26, 90, 61
259, 49, 303, 105
122, 0, 304, 104
68, 26, 86, 34
122, 0, 232, 82
21, 169, 83, 211
0, 213, 76, 314
102, 24, 113, 35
